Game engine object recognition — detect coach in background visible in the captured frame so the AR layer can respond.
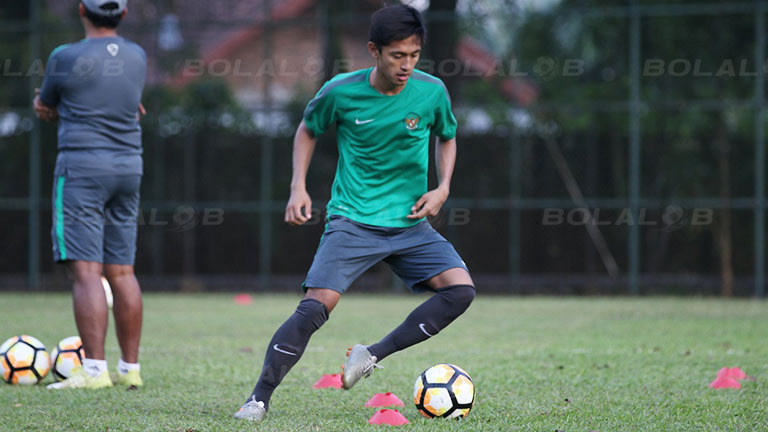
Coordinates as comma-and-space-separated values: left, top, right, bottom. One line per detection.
34, 0, 146, 390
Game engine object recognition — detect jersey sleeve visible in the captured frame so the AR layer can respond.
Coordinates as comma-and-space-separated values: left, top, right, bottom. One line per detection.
39, 47, 67, 107
302, 80, 337, 136
433, 87, 457, 141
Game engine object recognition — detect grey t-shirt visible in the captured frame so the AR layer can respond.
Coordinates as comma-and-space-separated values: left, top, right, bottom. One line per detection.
40, 36, 146, 177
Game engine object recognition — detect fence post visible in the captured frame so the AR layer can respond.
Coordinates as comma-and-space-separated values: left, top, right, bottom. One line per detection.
628, 3, 641, 295
151, 133, 165, 276
259, 0, 274, 289
509, 133, 521, 292
755, 4, 765, 298
28, 0, 41, 289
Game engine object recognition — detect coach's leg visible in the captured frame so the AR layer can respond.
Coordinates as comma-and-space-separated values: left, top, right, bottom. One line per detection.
367, 268, 475, 362
69, 260, 107, 360
247, 288, 340, 408
104, 264, 142, 364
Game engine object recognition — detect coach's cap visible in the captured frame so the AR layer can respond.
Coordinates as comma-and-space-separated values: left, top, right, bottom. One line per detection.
82, 0, 127, 17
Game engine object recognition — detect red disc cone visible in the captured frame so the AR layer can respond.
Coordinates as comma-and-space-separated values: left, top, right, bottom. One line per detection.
365, 392, 405, 407
233, 294, 253, 305
729, 367, 747, 380
368, 409, 410, 425
313, 373, 343, 389
709, 376, 741, 389
717, 366, 747, 380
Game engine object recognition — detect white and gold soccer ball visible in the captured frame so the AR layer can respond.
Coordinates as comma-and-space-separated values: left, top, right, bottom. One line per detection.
413, 363, 475, 419
101, 276, 113, 309
51, 336, 85, 381
0, 335, 51, 385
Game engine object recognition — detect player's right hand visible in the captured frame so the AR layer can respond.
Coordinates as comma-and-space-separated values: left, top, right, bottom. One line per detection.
285, 189, 312, 226
137, 102, 147, 120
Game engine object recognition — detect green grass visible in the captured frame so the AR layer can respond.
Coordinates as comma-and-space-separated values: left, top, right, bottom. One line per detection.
0, 294, 767, 431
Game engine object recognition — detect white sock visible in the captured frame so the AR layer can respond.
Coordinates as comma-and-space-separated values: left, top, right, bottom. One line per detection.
82, 358, 108, 377
118, 358, 140, 375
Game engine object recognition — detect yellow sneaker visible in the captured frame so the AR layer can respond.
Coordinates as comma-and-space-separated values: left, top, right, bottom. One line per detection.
47, 367, 113, 389
116, 369, 143, 388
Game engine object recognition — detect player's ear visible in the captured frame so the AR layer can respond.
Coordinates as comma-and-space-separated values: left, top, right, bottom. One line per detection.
367, 41, 380, 60
78, 3, 86, 17
121, 8, 127, 19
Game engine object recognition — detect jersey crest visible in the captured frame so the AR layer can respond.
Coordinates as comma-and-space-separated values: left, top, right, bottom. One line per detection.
107, 43, 120, 57
404, 112, 421, 130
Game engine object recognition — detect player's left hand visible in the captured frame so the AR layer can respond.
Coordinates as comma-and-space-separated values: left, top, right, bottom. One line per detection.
408, 187, 449, 220
33, 88, 58, 122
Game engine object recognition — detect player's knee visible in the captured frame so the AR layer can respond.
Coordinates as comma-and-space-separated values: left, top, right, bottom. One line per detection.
441, 284, 475, 312
295, 298, 329, 331
68, 262, 102, 283
104, 264, 134, 279
303, 287, 341, 313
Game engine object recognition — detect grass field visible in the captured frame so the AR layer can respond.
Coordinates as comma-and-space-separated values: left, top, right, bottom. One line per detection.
0, 293, 766, 431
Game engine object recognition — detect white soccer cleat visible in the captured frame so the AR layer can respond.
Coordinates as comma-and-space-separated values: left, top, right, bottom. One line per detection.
342, 344, 380, 390
234, 396, 267, 422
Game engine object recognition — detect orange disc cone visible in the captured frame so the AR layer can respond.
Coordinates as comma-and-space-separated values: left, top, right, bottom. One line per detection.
368, 409, 410, 425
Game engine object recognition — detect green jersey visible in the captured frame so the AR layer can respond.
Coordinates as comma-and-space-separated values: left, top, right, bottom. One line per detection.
303, 67, 457, 227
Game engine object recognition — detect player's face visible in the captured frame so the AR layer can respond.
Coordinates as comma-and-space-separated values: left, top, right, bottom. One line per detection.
370, 34, 422, 87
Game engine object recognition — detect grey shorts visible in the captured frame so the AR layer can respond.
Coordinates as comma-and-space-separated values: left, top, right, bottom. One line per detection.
303, 215, 468, 293
51, 174, 141, 265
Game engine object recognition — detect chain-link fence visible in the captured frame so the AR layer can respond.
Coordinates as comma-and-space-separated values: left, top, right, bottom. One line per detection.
1, 0, 766, 296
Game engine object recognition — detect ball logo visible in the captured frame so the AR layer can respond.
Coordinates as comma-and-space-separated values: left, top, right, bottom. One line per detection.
107, 43, 120, 57
404, 113, 421, 130
73, 56, 97, 77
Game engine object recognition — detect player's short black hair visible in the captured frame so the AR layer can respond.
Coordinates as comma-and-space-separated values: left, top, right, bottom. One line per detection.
369, 4, 426, 51
82, 3, 123, 29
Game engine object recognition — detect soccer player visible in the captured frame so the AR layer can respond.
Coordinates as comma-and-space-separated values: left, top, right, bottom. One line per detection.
34, 0, 146, 389
235, 4, 475, 422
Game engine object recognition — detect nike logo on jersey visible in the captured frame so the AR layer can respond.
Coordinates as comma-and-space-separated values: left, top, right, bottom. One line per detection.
355, 118, 375, 125
419, 323, 434, 337
273, 344, 297, 356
